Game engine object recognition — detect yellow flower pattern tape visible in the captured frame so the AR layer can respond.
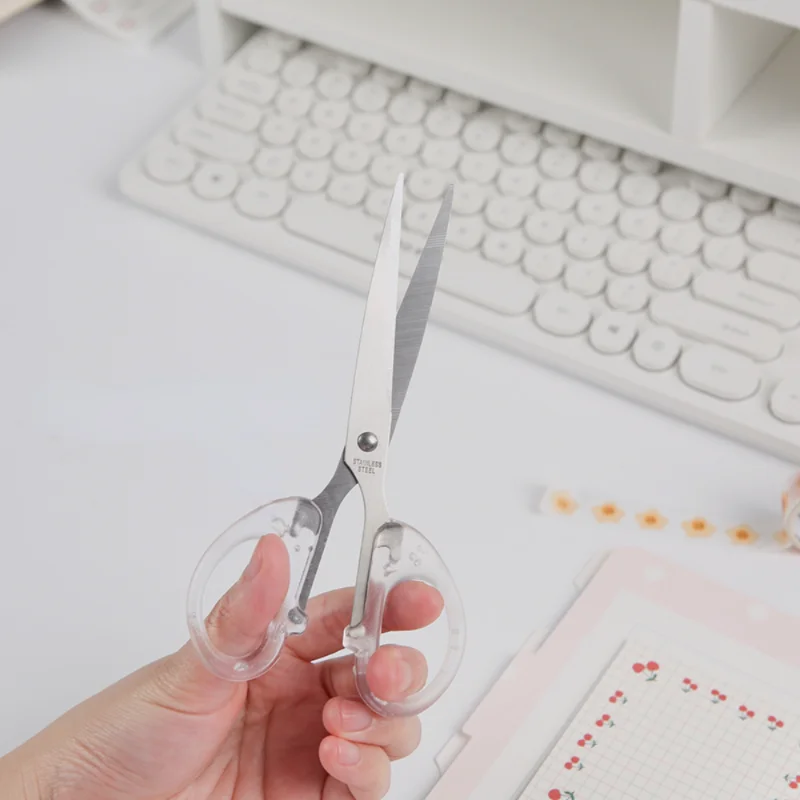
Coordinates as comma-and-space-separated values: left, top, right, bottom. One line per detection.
539, 475, 800, 554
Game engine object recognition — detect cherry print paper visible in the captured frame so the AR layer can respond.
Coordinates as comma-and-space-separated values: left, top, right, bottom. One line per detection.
519, 640, 800, 800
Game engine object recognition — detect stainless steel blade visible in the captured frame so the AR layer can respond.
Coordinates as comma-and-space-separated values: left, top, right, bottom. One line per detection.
295, 185, 454, 611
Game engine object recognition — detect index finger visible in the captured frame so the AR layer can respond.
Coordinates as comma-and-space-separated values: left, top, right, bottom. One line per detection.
286, 581, 443, 663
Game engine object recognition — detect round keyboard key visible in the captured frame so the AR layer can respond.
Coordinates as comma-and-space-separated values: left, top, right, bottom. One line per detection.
659, 221, 703, 256
649, 255, 693, 290
500, 133, 540, 165
296, 127, 333, 159
581, 137, 620, 161
235, 178, 288, 218
576, 194, 619, 226
618, 207, 661, 241
533, 289, 591, 336
702, 235, 746, 272
311, 101, 348, 129
371, 65, 406, 89
365, 188, 391, 219
463, 118, 503, 152
144, 144, 195, 183
659, 187, 701, 221
317, 69, 354, 100
690, 173, 729, 199
504, 111, 542, 134
421, 139, 461, 170
346, 112, 386, 143
407, 78, 442, 102
282, 55, 319, 87
542, 123, 580, 148
619, 174, 661, 207
276, 87, 313, 117
678, 345, 760, 400
537, 180, 579, 212
192, 162, 238, 199
539, 146, 580, 179
352, 80, 390, 112
333, 141, 370, 173
449, 216, 484, 251
405, 202, 439, 234
388, 93, 427, 125
578, 160, 620, 193
328, 174, 367, 207
459, 152, 500, 184
702, 200, 745, 236
606, 276, 650, 311
566, 225, 607, 260
485, 196, 526, 230
453, 182, 487, 215
607, 240, 651, 275
246, 48, 283, 75
261, 114, 299, 145
444, 89, 480, 114
482, 230, 523, 265
254, 146, 294, 178
290, 161, 330, 192
425, 106, 464, 138
621, 150, 661, 174
408, 168, 447, 201
523, 247, 565, 281
770, 378, 800, 423
384, 125, 423, 156
731, 186, 770, 213
633, 326, 680, 371
369, 154, 405, 188
496, 167, 535, 199
565, 260, 607, 296
589, 311, 637, 354
525, 210, 566, 245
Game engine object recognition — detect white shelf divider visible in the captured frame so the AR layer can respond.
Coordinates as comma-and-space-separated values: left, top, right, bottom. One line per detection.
197, 0, 800, 205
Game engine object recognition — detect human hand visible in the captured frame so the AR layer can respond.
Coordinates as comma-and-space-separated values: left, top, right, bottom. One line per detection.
1, 534, 443, 800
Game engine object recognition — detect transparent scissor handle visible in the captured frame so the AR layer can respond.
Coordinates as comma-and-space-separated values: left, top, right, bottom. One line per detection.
186, 497, 323, 682
343, 521, 466, 717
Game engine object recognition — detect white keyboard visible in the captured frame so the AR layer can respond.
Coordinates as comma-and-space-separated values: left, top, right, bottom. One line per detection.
119, 28, 800, 462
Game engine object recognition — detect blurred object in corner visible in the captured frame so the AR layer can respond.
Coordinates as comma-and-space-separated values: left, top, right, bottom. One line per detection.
0, 0, 42, 26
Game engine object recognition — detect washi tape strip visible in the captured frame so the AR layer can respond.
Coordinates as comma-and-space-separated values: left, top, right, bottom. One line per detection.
537, 474, 800, 553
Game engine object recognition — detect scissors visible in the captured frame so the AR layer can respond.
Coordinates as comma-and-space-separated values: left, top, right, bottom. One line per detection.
186, 176, 465, 717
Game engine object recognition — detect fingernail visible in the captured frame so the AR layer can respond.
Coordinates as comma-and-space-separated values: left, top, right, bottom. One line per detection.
241, 545, 262, 583
395, 655, 414, 694
338, 700, 372, 732
337, 740, 361, 766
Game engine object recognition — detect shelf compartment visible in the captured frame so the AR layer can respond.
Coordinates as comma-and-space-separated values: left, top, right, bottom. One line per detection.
708, 0, 800, 31
702, 16, 800, 200
220, 0, 682, 136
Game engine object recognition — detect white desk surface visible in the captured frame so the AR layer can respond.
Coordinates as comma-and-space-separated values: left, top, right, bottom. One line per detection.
2, 7, 798, 799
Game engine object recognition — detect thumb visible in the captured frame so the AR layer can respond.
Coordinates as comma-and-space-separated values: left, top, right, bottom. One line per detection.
152, 534, 291, 709
204, 533, 291, 658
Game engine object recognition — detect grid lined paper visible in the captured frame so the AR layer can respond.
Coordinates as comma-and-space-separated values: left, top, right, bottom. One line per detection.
519, 640, 800, 800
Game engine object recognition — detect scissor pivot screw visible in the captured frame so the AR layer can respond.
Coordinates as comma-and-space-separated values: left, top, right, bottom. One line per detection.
357, 432, 378, 452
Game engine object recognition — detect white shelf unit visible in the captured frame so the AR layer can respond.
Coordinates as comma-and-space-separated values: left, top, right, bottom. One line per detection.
196, 0, 800, 205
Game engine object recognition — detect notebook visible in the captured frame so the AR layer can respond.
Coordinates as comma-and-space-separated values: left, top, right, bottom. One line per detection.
429, 548, 800, 799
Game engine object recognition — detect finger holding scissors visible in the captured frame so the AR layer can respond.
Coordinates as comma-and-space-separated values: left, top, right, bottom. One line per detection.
186, 177, 465, 716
